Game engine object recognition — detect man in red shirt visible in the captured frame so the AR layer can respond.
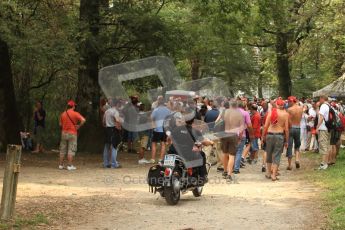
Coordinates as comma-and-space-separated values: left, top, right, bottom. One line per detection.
250, 104, 261, 164
59, 100, 86, 170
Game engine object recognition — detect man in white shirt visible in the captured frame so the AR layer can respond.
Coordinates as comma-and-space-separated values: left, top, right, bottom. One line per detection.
103, 99, 123, 168
316, 95, 330, 170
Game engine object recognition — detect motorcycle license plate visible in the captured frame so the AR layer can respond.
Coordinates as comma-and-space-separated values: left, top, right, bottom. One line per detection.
163, 155, 176, 167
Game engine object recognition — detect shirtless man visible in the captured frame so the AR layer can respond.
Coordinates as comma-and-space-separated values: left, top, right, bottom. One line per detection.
262, 99, 289, 181
286, 96, 303, 170
221, 101, 245, 182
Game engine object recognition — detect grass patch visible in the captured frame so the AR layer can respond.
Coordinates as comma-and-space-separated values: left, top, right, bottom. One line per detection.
0, 213, 49, 229
306, 151, 345, 229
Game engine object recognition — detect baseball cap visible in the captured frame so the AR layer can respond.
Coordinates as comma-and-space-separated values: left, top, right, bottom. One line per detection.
67, 100, 76, 107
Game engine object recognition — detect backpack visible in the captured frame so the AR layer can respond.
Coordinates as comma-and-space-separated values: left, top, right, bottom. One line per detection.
325, 105, 343, 131
337, 112, 345, 132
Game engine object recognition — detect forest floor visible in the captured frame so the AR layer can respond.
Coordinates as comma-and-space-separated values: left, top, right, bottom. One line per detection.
0, 150, 327, 230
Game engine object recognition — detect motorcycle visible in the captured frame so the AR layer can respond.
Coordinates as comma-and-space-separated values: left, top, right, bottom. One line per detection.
147, 143, 211, 205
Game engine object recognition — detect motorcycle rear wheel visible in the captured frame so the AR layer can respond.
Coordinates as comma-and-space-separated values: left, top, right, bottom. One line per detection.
192, 186, 203, 197
164, 187, 180, 205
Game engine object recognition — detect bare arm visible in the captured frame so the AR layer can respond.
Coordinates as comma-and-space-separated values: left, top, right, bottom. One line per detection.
284, 115, 289, 145
262, 113, 271, 141
114, 113, 124, 124
247, 124, 254, 139
76, 118, 86, 130
80, 118, 86, 126
36, 111, 43, 120
317, 114, 324, 130
102, 114, 106, 127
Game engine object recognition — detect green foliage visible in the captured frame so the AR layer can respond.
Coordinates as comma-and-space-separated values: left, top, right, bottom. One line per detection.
307, 152, 345, 229
1, 0, 345, 146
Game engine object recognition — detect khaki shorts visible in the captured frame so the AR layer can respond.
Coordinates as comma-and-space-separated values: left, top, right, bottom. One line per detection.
319, 130, 330, 155
140, 135, 149, 149
60, 132, 77, 156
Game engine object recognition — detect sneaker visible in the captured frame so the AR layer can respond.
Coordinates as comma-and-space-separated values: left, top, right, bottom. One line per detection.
240, 158, 246, 167
286, 166, 292, 171
58, 165, 64, 170
67, 165, 77, 171
295, 161, 300, 169
233, 170, 240, 174
261, 166, 266, 173
222, 171, 228, 178
225, 175, 233, 183
138, 158, 150, 164
317, 163, 328, 170
149, 159, 155, 164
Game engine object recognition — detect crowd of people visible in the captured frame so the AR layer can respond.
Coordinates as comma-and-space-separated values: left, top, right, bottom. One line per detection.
96, 93, 345, 181
23, 92, 345, 178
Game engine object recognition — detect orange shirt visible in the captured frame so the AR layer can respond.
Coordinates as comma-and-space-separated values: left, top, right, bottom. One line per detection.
60, 109, 85, 135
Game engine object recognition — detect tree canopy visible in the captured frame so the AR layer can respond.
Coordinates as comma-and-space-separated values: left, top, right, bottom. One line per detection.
0, 0, 344, 148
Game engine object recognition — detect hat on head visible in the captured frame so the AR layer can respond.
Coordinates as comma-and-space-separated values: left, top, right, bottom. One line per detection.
288, 96, 297, 103
276, 99, 285, 107
67, 100, 76, 107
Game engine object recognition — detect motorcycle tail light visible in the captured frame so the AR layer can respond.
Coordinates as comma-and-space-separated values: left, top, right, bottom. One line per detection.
164, 168, 172, 176
187, 168, 193, 176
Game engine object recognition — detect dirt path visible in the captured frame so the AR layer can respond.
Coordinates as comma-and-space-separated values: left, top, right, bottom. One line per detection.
0, 151, 325, 230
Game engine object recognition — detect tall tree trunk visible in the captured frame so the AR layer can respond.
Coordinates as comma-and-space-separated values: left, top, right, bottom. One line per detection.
0, 37, 23, 147
257, 72, 263, 98
190, 57, 200, 80
76, 0, 102, 152
276, 33, 292, 98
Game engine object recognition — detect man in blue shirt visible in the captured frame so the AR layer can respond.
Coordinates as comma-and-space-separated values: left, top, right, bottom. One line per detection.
150, 96, 171, 163
204, 105, 220, 130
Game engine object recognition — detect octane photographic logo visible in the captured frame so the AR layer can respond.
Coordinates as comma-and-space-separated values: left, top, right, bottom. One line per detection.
99, 56, 231, 168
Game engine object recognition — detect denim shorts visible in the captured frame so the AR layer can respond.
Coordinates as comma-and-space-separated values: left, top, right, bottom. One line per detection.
266, 133, 284, 165
287, 127, 301, 158
250, 138, 259, 152
127, 131, 137, 141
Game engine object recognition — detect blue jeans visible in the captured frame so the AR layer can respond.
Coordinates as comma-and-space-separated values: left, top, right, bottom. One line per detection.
103, 143, 119, 168
234, 138, 246, 172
